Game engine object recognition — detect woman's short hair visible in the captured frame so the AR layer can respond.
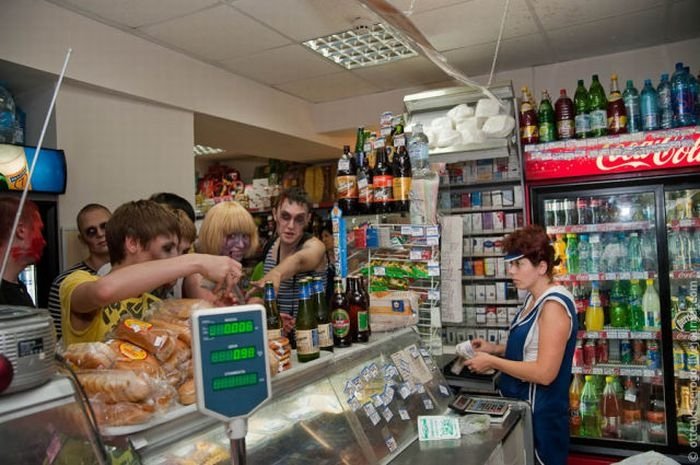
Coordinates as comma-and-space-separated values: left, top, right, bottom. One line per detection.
197, 201, 259, 258
502, 224, 560, 278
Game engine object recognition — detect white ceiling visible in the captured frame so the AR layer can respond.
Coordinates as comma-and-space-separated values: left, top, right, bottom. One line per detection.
44, 0, 700, 105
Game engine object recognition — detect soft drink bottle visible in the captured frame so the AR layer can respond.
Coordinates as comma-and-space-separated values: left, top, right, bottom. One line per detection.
646, 378, 667, 443
589, 75, 608, 137
576, 197, 589, 224
519, 86, 539, 145
607, 74, 627, 135
589, 233, 602, 274
569, 374, 583, 436
602, 376, 621, 438
640, 79, 660, 131
555, 88, 575, 140
578, 234, 591, 274
579, 375, 602, 437
538, 90, 556, 143
566, 233, 579, 275
622, 80, 641, 133
609, 280, 629, 328
642, 278, 661, 330
585, 282, 604, 331
671, 63, 695, 127
572, 281, 587, 328
553, 234, 568, 275
574, 79, 591, 139
628, 279, 645, 331
658, 73, 673, 129
620, 377, 643, 441
627, 232, 642, 272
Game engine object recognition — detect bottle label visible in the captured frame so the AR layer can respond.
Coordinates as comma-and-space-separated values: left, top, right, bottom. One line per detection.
336, 175, 358, 199
338, 159, 351, 171
520, 125, 538, 141
557, 120, 575, 139
296, 328, 320, 355
332, 308, 350, 337
358, 310, 369, 331
590, 109, 607, 131
392, 176, 411, 201
539, 122, 556, 142
318, 322, 333, 348
373, 175, 393, 202
267, 328, 282, 341
358, 178, 374, 204
0, 146, 30, 190
575, 114, 591, 136
607, 114, 627, 132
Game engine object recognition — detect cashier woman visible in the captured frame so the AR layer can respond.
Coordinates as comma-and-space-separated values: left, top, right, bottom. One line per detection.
465, 225, 577, 465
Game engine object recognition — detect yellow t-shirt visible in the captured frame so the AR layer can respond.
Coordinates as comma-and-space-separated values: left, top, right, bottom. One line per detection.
60, 270, 160, 345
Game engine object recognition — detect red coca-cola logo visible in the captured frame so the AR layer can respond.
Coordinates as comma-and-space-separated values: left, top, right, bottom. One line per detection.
596, 136, 700, 171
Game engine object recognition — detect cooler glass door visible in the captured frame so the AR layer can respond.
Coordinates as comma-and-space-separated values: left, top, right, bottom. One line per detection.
540, 188, 668, 446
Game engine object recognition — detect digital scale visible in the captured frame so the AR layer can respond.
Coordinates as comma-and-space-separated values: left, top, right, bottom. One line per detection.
191, 304, 271, 465
449, 394, 510, 417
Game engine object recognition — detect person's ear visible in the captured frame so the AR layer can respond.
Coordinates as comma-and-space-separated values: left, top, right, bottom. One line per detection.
124, 236, 141, 255
538, 260, 548, 276
77, 232, 86, 245
14, 222, 28, 240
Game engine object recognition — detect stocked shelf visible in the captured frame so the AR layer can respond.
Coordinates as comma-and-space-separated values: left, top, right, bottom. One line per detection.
427, 140, 511, 164
546, 220, 654, 234
443, 205, 524, 214
556, 271, 658, 282
667, 218, 700, 229
463, 253, 506, 258
675, 370, 697, 380
572, 365, 662, 377
577, 330, 661, 340
439, 177, 521, 190
462, 275, 511, 281
463, 228, 518, 236
669, 270, 700, 279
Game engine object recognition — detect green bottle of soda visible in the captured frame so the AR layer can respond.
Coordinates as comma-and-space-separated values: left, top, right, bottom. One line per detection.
574, 79, 591, 139
538, 90, 556, 143
589, 75, 608, 137
295, 278, 320, 363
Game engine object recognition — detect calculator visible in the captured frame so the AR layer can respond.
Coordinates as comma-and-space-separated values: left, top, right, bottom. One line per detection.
449, 394, 510, 416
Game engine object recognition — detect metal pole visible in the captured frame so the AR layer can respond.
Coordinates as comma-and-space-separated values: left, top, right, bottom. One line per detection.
228, 417, 248, 465
230, 437, 247, 465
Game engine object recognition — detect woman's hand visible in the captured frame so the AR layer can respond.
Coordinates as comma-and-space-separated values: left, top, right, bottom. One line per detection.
464, 352, 496, 374
280, 313, 295, 335
246, 268, 282, 300
471, 338, 496, 354
198, 255, 243, 299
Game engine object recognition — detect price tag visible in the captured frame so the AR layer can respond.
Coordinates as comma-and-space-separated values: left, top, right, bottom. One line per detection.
591, 367, 603, 375
393, 134, 406, 147
428, 289, 440, 301
348, 396, 362, 411
423, 397, 434, 410
427, 226, 439, 236
374, 266, 386, 276
578, 274, 590, 282
427, 236, 439, 246
383, 386, 395, 405
372, 394, 385, 408
416, 383, 426, 394
364, 402, 381, 426
369, 363, 380, 378
410, 249, 423, 260
399, 407, 411, 420
382, 407, 394, 422
428, 266, 440, 277
380, 126, 392, 137
384, 431, 398, 452
411, 226, 424, 237
362, 366, 373, 382
439, 384, 451, 397
399, 383, 412, 399
619, 272, 631, 280
401, 225, 413, 235
587, 331, 600, 339
375, 137, 386, 149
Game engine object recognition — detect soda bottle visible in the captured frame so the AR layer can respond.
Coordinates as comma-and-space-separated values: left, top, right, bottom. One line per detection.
671, 62, 695, 127
519, 86, 539, 145
628, 279, 645, 331
589, 75, 608, 137
589, 233, 602, 274
622, 80, 641, 133
589, 197, 601, 224
658, 73, 674, 129
569, 374, 583, 436
553, 234, 568, 275
576, 197, 589, 225
572, 281, 587, 329
336, 144, 358, 215
313, 277, 333, 352
538, 90, 556, 143
620, 377, 643, 441
578, 234, 591, 274
601, 376, 621, 438
585, 282, 604, 331
372, 147, 394, 214
264, 281, 283, 340
646, 377, 667, 443
330, 277, 351, 348
640, 79, 660, 131
347, 276, 369, 343
554, 199, 566, 226
580, 375, 602, 437
688, 68, 700, 121
545, 200, 556, 226
609, 280, 629, 328
607, 74, 627, 135
295, 278, 320, 363
566, 233, 579, 275
564, 199, 577, 225
555, 88, 575, 140
642, 278, 661, 330
627, 232, 642, 272
574, 79, 591, 139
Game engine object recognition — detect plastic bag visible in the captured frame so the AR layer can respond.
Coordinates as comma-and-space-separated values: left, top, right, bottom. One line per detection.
614, 451, 680, 465
459, 414, 491, 435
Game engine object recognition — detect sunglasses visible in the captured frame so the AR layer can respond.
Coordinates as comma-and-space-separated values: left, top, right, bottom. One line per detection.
83, 222, 107, 238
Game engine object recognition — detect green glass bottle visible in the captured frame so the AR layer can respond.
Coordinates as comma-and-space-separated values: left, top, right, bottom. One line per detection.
295, 278, 319, 362
331, 277, 352, 348
263, 281, 282, 341
589, 75, 608, 137
574, 79, 591, 139
538, 90, 556, 143
313, 277, 333, 352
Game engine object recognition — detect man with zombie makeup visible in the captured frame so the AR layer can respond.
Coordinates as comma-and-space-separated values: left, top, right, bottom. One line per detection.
0, 196, 46, 306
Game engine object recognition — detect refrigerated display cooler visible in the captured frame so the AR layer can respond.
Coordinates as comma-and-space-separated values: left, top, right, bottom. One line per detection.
524, 126, 700, 462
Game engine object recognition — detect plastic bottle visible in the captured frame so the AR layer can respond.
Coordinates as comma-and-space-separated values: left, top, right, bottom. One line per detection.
621, 377, 643, 441
574, 79, 591, 139
408, 124, 438, 224
572, 281, 587, 329
607, 74, 627, 134
589, 233, 602, 274
578, 234, 591, 274
690, 69, 700, 121
640, 79, 660, 131
538, 90, 556, 143
609, 280, 629, 328
566, 233, 579, 275
0, 82, 16, 144
579, 375, 602, 437
555, 88, 575, 140
519, 86, 539, 145
553, 234, 567, 275
585, 282, 604, 331
671, 62, 695, 127
569, 374, 583, 436
589, 75, 608, 137
642, 278, 661, 330
622, 80, 641, 133
336, 145, 358, 215
628, 232, 642, 272
601, 376, 621, 438
646, 378, 667, 443
628, 279, 645, 331
657, 73, 674, 129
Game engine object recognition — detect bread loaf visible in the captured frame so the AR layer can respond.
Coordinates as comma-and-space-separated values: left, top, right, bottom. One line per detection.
149, 317, 192, 345
90, 400, 154, 426
178, 378, 195, 405
152, 298, 209, 320
113, 318, 176, 362
63, 342, 117, 369
77, 369, 152, 403
106, 339, 163, 377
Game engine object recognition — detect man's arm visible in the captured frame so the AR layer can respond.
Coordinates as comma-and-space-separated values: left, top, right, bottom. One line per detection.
249, 237, 326, 294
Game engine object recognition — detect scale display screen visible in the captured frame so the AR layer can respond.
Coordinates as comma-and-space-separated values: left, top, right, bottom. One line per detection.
192, 305, 271, 421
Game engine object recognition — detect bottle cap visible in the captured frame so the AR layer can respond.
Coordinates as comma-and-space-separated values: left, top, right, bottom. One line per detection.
611, 73, 618, 79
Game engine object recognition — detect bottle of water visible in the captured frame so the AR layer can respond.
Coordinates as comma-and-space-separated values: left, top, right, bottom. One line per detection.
408, 124, 437, 224
622, 80, 641, 133
671, 62, 695, 127
657, 74, 673, 129
578, 234, 591, 274
566, 233, 579, 275
628, 232, 642, 272
589, 233, 602, 274
0, 82, 16, 144
640, 231, 656, 272
686, 67, 700, 122
642, 279, 661, 330
640, 79, 660, 131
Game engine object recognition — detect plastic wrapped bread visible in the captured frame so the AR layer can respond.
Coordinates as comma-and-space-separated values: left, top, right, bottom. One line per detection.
106, 339, 164, 378
149, 298, 210, 321
447, 103, 474, 122
90, 400, 155, 427
63, 342, 117, 369
475, 98, 501, 118
482, 114, 515, 138
77, 369, 153, 403
436, 128, 462, 148
430, 116, 454, 131
113, 317, 176, 362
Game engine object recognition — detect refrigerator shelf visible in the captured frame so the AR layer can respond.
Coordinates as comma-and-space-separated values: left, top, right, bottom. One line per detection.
577, 330, 661, 340
462, 275, 511, 281
572, 365, 662, 377
669, 270, 700, 279
546, 220, 654, 234
675, 370, 696, 380
442, 205, 523, 214
463, 228, 517, 236
667, 218, 700, 229
556, 271, 658, 282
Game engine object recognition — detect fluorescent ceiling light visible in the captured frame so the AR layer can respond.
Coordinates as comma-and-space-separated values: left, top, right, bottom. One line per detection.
193, 144, 225, 156
303, 23, 417, 70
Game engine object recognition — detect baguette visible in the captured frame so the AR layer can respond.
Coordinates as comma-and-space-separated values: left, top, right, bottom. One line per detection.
77, 369, 152, 403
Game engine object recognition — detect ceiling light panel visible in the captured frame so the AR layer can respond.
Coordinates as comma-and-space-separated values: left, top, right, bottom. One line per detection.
303, 24, 417, 69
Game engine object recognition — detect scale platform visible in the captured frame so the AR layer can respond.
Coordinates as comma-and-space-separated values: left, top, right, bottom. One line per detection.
441, 356, 500, 395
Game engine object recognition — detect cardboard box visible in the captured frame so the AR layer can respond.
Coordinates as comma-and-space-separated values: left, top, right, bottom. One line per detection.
497, 307, 508, 325
472, 237, 484, 254
492, 190, 502, 207
487, 330, 499, 343
481, 212, 492, 231
476, 313, 487, 324
502, 188, 514, 207
496, 282, 507, 302
476, 285, 486, 302
484, 257, 496, 276
498, 330, 509, 344
476, 159, 494, 181
472, 213, 483, 232
462, 214, 472, 232
485, 284, 496, 301
493, 211, 505, 231
476, 329, 488, 340
513, 185, 523, 207
464, 285, 476, 302
508, 307, 518, 321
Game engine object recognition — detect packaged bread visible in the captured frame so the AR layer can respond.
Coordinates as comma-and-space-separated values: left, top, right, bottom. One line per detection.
178, 378, 195, 405
185, 441, 230, 465
162, 339, 192, 387
268, 337, 292, 375
151, 298, 210, 320
113, 318, 176, 362
106, 339, 163, 377
63, 342, 117, 369
90, 400, 154, 427
149, 316, 192, 345
77, 369, 152, 403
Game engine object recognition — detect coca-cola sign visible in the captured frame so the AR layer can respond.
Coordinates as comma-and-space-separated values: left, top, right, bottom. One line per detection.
524, 128, 700, 181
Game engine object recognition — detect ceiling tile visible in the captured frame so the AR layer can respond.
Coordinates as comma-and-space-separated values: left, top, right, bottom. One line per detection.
47, 0, 219, 28
219, 45, 341, 85
139, 4, 290, 61
274, 72, 381, 103
350, 56, 447, 91
531, 0, 665, 31
231, 0, 371, 41
548, 7, 666, 63
411, 0, 539, 51
666, 0, 700, 42
387, 0, 473, 14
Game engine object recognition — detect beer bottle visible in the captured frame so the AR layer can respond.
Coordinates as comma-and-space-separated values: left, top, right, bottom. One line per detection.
313, 277, 333, 352
607, 74, 628, 135
295, 278, 319, 362
589, 74, 608, 137
330, 277, 352, 347
392, 144, 411, 213
373, 147, 394, 214
358, 276, 372, 338
357, 151, 374, 214
347, 276, 370, 343
263, 281, 282, 340
336, 144, 358, 216
519, 86, 538, 145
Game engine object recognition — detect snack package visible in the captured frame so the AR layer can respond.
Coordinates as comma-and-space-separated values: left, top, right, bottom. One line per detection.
62, 342, 117, 369
113, 317, 176, 362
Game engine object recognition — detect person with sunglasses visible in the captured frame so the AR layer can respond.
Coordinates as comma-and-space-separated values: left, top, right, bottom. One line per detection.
47, 203, 112, 338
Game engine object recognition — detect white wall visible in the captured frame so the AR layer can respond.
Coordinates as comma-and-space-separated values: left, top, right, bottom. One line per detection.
55, 83, 194, 227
